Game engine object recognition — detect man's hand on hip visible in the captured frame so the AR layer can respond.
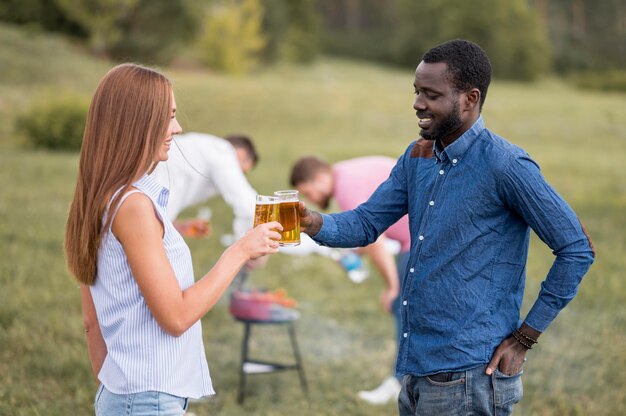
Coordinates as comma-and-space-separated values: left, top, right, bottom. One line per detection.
486, 323, 541, 376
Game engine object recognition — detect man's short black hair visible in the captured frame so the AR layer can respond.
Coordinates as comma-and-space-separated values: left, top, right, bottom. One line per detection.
225, 134, 258, 166
422, 39, 492, 110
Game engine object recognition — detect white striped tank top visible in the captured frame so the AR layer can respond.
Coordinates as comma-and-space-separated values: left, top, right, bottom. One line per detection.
91, 174, 214, 398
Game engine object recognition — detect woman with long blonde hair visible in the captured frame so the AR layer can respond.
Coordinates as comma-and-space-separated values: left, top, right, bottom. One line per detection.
65, 63, 281, 415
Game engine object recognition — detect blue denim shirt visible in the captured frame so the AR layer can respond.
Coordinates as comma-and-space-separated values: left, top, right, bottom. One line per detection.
313, 117, 594, 376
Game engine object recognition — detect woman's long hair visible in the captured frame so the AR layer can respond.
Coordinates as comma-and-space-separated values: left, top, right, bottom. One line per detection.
65, 63, 172, 285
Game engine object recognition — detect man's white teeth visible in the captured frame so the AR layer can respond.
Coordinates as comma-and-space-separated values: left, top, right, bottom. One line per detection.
420, 118, 432, 122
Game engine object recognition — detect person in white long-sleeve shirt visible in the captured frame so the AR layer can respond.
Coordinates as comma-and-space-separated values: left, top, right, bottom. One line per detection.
151, 132, 258, 240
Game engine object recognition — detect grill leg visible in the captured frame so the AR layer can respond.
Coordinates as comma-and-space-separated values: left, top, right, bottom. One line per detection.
237, 321, 252, 404
288, 322, 308, 397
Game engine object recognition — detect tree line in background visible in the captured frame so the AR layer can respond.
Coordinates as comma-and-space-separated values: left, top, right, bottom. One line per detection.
318, 0, 625, 80
0, 0, 318, 74
1, 0, 624, 80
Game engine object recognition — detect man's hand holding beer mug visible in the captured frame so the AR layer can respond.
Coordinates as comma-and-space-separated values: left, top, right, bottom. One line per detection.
297, 201, 324, 237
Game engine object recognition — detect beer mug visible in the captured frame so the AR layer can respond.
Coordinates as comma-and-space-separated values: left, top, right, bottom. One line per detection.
274, 190, 300, 246
253, 195, 280, 227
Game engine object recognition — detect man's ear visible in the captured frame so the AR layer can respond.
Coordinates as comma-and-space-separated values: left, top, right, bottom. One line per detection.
463, 88, 481, 111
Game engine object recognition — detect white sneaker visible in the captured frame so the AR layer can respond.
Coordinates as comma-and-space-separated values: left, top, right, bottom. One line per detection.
357, 376, 401, 405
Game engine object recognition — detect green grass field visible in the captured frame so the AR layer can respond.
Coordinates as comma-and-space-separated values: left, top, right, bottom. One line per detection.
1, 24, 625, 415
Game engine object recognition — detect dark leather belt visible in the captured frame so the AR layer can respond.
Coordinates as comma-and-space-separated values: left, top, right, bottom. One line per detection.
428, 372, 455, 382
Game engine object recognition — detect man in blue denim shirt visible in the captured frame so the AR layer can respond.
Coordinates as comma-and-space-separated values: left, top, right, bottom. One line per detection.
299, 39, 595, 415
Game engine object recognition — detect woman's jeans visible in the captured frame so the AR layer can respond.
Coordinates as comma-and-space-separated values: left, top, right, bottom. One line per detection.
398, 364, 523, 416
94, 384, 189, 416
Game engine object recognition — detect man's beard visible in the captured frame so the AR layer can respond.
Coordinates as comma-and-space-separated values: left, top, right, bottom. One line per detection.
421, 101, 463, 141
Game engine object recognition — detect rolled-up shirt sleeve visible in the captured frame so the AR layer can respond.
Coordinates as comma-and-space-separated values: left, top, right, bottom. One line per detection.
499, 155, 595, 332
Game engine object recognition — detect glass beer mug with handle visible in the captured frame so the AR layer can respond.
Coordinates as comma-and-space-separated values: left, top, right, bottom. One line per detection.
274, 190, 301, 246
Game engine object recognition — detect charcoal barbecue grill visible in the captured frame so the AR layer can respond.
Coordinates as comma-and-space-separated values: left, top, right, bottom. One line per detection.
228, 270, 308, 404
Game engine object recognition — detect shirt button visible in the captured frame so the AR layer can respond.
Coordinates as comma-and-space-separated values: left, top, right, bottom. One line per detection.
403, 300, 408, 306
439, 170, 444, 175
452, 158, 458, 164
429, 201, 435, 206
409, 267, 414, 273
403, 333, 408, 338
418, 235, 424, 241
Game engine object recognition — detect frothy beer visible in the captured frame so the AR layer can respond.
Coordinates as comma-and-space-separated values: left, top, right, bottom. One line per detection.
274, 190, 300, 246
254, 195, 279, 227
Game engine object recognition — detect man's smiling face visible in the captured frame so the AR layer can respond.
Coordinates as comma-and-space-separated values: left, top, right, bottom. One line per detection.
413, 61, 466, 145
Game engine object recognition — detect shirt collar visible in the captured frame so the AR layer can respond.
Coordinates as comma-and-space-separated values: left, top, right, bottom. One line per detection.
134, 174, 170, 208
433, 116, 485, 163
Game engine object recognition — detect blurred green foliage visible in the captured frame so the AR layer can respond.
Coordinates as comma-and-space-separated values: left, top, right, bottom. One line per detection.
0, 0, 624, 80
0, 0, 200, 65
319, 0, 551, 80
546, 0, 626, 74
0, 0, 86, 37
569, 70, 626, 92
54, 0, 140, 56
16, 92, 89, 151
196, 0, 266, 74
106, 0, 201, 65
316, 0, 625, 84
261, 0, 319, 64
393, 0, 551, 80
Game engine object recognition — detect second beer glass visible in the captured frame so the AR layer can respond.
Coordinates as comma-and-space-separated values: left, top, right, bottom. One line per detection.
253, 195, 280, 227
274, 190, 300, 246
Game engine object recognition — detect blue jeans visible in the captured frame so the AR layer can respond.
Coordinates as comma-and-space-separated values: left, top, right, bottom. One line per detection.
398, 364, 523, 416
94, 384, 189, 416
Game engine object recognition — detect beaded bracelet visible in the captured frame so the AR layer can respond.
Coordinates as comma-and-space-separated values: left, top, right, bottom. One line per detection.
512, 331, 533, 349
515, 328, 538, 344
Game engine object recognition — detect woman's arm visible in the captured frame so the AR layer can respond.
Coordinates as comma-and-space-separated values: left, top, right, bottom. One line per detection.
112, 192, 281, 337
80, 285, 107, 379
